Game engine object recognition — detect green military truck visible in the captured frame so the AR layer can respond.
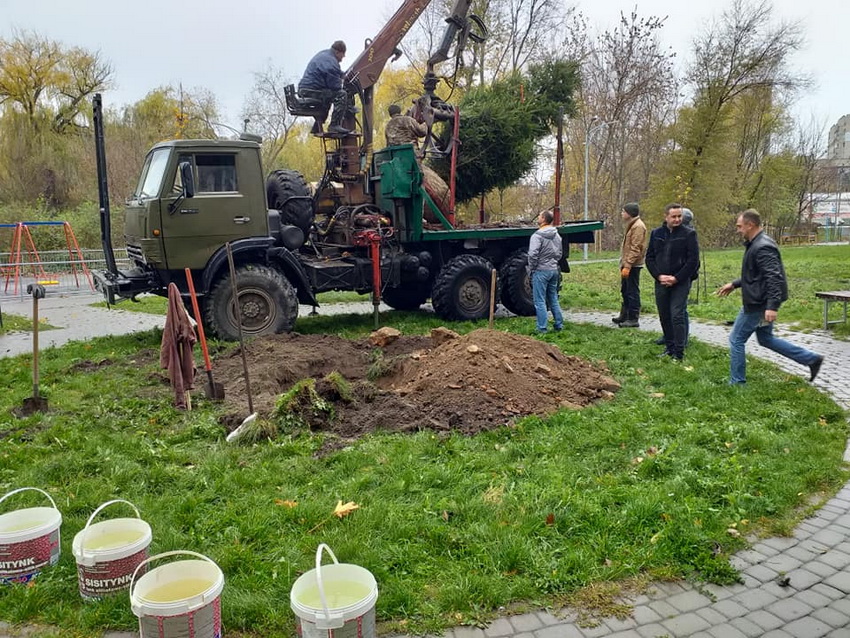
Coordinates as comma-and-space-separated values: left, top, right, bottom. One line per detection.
90, 1, 602, 340
92, 109, 601, 340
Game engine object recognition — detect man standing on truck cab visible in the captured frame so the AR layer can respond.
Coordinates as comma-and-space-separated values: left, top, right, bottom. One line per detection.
527, 210, 564, 334
299, 40, 352, 135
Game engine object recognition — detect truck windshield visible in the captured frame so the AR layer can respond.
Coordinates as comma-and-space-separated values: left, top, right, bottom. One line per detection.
135, 148, 171, 199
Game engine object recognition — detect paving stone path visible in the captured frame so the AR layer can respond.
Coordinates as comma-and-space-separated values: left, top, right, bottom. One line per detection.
1, 298, 848, 638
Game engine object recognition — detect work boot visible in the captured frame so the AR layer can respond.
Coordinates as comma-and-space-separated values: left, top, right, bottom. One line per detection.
328, 124, 353, 135
619, 319, 640, 328
654, 336, 665, 345
611, 306, 626, 324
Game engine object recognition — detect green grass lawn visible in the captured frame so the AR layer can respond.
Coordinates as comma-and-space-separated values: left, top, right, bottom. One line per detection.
566, 244, 850, 338
0, 314, 58, 334
0, 312, 846, 637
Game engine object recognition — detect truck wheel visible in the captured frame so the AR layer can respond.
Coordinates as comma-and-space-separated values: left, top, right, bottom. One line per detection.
498, 249, 535, 316
432, 254, 494, 321
382, 284, 431, 311
266, 169, 313, 235
206, 265, 298, 341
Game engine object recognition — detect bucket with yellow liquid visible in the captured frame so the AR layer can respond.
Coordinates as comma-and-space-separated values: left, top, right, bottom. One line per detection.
72, 499, 152, 599
0, 487, 62, 585
130, 550, 224, 638
290, 544, 378, 638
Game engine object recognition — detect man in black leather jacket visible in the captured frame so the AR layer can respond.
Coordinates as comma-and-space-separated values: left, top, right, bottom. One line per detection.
717, 209, 824, 384
645, 203, 700, 360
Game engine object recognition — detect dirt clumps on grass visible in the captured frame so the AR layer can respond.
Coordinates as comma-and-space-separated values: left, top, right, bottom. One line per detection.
213, 328, 619, 439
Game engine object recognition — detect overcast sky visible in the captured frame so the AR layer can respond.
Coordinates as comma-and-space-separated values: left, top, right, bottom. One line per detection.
1, 0, 847, 141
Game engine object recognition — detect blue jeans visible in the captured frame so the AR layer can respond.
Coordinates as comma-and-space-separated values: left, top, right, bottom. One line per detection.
532, 270, 564, 332
728, 308, 821, 384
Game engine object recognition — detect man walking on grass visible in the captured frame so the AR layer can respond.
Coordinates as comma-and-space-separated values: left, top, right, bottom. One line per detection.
645, 203, 700, 359
717, 209, 824, 385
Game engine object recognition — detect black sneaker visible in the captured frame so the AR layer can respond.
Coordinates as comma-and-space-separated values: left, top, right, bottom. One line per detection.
809, 355, 824, 382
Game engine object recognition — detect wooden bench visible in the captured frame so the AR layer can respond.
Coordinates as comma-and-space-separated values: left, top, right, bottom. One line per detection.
815, 291, 850, 330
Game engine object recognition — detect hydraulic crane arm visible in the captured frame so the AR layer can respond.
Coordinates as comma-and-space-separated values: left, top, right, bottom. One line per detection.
344, 0, 433, 90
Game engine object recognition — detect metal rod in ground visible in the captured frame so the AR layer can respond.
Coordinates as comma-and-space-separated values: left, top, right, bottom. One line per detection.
488, 269, 497, 330
225, 243, 254, 415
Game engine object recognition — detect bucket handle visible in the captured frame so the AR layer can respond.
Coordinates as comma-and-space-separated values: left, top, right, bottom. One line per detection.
0, 487, 58, 512
313, 543, 344, 629
129, 550, 219, 611
79, 499, 142, 562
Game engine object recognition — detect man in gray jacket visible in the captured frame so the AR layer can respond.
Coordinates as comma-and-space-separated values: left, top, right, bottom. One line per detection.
527, 211, 564, 333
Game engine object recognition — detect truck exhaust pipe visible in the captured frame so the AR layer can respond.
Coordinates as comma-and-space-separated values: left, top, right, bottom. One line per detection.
93, 93, 118, 276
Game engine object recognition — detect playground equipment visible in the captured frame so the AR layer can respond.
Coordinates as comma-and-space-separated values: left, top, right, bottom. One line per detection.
1, 221, 93, 295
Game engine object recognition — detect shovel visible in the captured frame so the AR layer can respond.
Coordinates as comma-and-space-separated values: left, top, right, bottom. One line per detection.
185, 268, 225, 401
223, 243, 257, 443
22, 283, 48, 414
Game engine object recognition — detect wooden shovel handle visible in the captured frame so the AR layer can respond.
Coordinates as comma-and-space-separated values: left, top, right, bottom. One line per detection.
185, 268, 212, 372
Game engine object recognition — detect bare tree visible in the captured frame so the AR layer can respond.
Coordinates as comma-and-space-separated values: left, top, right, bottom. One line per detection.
557, 10, 677, 240
241, 63, 298, 169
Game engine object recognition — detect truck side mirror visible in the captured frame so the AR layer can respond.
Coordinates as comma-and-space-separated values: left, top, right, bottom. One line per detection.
179, 161, 195, 198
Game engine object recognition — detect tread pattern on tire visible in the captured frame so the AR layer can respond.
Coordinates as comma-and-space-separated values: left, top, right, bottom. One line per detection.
205, 264, 298, 341
499, 249, 535, 317
431, 254, 494, 321
266, 169, 313, 234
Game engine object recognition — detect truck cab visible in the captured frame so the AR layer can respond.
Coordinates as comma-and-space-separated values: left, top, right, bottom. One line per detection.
125, 139, 269, 272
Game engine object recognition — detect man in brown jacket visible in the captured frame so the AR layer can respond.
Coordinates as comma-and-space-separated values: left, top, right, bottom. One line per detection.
614, 202, 648, 327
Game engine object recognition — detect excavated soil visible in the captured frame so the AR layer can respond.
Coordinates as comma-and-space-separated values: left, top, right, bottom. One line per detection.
212, 328, 620, 439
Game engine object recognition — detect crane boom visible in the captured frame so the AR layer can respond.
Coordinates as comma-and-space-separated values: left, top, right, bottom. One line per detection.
344, 0, 433, 91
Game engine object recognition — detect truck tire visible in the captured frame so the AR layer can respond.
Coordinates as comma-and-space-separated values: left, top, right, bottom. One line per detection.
432, 254, 494, 321
498, 249, 535, 316
206, 265, 298, 341
266, 169, 313, 235
382, 284, 431, 311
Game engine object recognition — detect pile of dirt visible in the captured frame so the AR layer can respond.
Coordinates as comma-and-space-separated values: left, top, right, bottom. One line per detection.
213, 328, 620, 439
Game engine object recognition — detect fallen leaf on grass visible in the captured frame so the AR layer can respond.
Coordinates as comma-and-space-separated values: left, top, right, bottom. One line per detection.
545, 513, 555, 526
649, 392, 665, 398
275, 499, 298, 508
334, 500, 360, 518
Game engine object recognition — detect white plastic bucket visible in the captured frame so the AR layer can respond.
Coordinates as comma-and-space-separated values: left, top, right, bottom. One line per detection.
0, 487, 62, 585
130, 550, 224, 638
72, 499, 152, 599
290, 544, 378, 638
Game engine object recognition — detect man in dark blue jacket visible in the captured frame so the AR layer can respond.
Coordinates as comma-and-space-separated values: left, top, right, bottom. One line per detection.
717, 209, 824, 384
645, 203, 700, 359
299, 41, 352, 135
